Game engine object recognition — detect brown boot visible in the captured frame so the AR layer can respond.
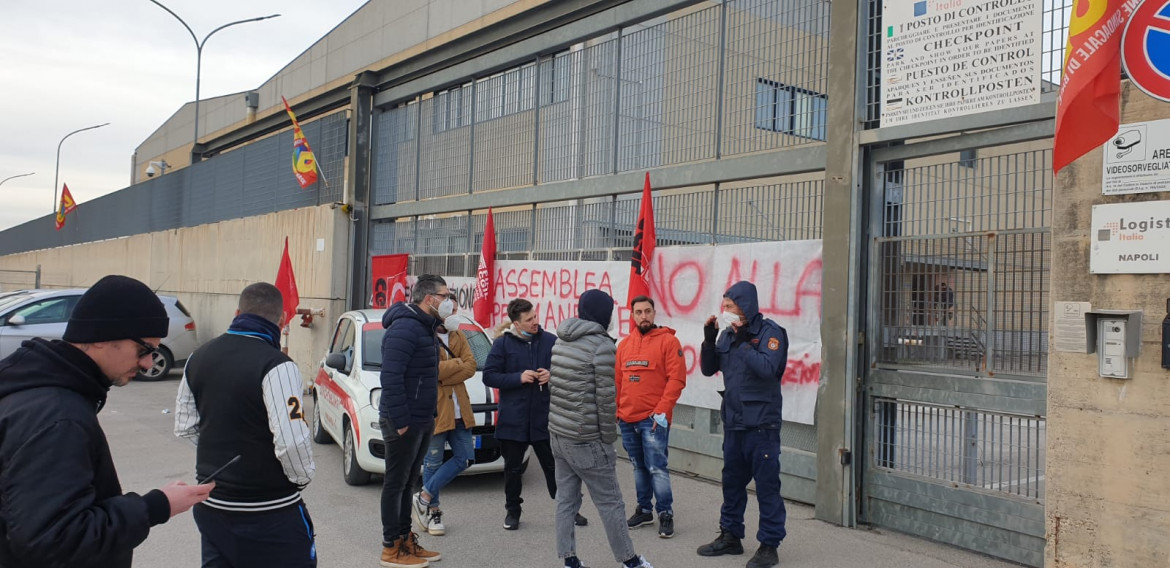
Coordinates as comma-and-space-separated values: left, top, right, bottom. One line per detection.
406, 532, 442, 562
380, 536, 429, 568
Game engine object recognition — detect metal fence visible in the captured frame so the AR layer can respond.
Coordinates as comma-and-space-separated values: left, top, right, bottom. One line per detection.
0, 267, 40, 291
370, 0, 830, 207
370, 177, 825, 276
863, 0, 1074, 128
873, 399, 1045, 501
0, 111, 348, 257
875, 148, 1052, 377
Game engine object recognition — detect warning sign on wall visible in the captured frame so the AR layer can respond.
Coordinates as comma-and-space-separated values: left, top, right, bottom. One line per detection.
1102, 118, 1170, 196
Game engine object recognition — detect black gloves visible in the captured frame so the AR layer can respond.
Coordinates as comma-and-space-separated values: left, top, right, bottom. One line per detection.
704, 320, 718, 343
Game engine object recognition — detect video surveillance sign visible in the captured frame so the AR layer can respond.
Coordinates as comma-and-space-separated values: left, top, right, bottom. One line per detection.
1103, 118, 1170, 195
1091, 201, 1170, 274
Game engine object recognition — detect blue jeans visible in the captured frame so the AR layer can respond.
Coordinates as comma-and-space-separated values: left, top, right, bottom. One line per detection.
619, 418, 673, 515
421, 419, 474, 507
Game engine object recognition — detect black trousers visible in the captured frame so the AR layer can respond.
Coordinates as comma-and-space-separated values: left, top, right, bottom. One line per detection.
193, 501, 316, 568
499, 438, 557, 514
380, 417, 433, 546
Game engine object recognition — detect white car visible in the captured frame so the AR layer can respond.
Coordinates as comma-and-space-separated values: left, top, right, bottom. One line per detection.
0, 288, 198, 380
312, 309, 509, 485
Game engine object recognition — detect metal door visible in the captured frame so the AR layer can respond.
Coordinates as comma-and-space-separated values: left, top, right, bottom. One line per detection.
861, 144, 1052, 567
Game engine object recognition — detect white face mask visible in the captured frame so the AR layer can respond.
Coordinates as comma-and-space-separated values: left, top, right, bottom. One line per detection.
607, 316, 616, 334
438, 298, 457, 320
720, 310, 743, 328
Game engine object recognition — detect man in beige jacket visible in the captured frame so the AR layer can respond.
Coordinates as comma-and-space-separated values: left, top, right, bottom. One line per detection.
411, 294, 477, 536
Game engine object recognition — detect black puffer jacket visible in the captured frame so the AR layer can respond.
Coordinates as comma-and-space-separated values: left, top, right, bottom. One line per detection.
0, 338, 170, 568
379, 302, 441, 429
548, 318, 617, 444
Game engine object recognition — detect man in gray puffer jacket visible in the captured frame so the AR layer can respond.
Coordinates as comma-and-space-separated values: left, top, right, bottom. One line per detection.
549, 289, 653, 568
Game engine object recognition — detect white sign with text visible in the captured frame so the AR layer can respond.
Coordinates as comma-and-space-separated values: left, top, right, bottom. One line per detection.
881, 0, 1042, 127
1091, 201, 1170, 274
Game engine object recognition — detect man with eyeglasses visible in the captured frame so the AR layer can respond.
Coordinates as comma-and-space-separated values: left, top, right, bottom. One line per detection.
175, 282, 317, 567
0, 274, 212, 568
378, 275, 448, 567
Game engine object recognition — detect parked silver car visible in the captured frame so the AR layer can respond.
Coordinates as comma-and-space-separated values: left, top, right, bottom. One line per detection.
0, 288, 198, 380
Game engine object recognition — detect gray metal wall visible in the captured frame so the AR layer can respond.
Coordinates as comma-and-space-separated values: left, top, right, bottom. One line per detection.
0, 112, 348, 256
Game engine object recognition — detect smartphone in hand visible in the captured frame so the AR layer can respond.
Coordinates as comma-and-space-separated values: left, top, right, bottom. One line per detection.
200, 455, 242, 485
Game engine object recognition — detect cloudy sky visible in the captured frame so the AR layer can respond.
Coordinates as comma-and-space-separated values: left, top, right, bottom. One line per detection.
0, 0, 368, 231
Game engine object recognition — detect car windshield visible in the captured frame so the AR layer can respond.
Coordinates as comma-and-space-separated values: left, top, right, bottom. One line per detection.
362, 318, 491, 371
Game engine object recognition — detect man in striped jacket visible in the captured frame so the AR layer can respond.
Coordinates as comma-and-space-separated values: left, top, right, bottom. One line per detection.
175, 282, 317, 568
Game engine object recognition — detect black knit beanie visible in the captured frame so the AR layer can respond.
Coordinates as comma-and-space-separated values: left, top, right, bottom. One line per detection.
578, 289, 614, 330
62, 275, 170, 343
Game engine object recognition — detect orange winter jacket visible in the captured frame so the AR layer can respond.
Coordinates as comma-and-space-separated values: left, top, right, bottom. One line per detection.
614, 326, 687, 424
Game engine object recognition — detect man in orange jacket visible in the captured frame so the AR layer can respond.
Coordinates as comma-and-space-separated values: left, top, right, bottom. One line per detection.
615, 295, 686, 539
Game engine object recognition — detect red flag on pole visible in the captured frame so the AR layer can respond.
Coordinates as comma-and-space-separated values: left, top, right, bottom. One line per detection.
1053, 0, 1128, 174
54, 184, 78, 231
275, 237, 300, 326
627, 173, 656, 308
473, 208, 497, 328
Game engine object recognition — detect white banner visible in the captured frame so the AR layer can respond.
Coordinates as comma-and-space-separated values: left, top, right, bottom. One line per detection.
881, 0, 1042, 127
481, 241, 823, 424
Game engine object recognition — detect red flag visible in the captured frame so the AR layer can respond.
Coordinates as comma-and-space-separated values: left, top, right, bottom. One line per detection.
55, 184, 78, 231
627, 173, 656, 308
370, 254, 410, 308
282, 96, 319, 189
473, 208, 497, 328
1053, 0, 1128, 173
275, 237, 300, 326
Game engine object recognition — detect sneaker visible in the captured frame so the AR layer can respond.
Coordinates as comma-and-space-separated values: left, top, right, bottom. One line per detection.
563, 555, 590, 568
745, 545, 779, 568
621, 555, 653, 568
410, 492, 430, 532
657, 513, 674, 538
575, 513, 589, 527
696, 528, 744, 557
425, 509, 446, 536
504, 511, 520, 530
626, 509, 654, 528
380, 537, 429, 567
405, 532, 441, 562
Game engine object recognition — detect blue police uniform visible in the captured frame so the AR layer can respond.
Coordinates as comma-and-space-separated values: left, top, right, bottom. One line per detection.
700, 281, 788, 548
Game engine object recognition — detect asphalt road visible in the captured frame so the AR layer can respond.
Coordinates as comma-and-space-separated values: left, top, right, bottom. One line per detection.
107, 375, 1015, 568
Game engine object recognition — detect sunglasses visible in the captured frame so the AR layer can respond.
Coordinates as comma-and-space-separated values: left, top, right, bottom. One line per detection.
129, 338, 159, 359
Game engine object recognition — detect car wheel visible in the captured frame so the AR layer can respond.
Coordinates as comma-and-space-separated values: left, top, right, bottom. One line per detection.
311, 392, 332, 444
136, 346, 174, 381
343, 421, 371, 486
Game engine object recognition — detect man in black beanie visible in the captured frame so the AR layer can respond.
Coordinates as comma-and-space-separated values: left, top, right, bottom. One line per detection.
0, 274, 213, 568
547, 289, 652, 568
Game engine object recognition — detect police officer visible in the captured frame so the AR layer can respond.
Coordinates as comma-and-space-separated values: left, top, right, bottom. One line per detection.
696, 281, 787, 568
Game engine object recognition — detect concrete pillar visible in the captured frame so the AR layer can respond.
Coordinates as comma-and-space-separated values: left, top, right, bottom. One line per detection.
815, 0, 864, 526
347, 71, 378, 311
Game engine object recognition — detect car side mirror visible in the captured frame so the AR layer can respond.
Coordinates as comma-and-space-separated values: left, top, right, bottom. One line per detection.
6, 315, 25, 326
324, 352, 347, 371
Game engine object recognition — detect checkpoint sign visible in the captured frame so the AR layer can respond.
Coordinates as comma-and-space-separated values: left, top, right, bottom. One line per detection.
1123, 0, 1170, 102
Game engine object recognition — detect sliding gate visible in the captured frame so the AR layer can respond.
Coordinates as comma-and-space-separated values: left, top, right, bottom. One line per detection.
861, 143, 1052, 566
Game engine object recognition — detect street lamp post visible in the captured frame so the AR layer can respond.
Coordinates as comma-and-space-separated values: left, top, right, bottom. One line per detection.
0, 172, 34, 189
53, 123, 108, 213
147, 0, 279, 164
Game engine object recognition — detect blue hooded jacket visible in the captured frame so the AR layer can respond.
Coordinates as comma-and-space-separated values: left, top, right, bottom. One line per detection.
700, 281, 789, 430
482, 326, 557, 442
379, 302, 441, 429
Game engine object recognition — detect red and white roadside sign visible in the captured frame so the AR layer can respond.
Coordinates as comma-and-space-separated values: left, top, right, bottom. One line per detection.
1123, 0, 1170, 102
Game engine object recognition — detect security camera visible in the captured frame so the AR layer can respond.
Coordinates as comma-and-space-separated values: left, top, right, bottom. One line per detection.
145, 164, 157, 178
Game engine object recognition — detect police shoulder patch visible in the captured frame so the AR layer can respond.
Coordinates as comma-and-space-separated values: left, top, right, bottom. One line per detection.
767, 337, 780, 351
